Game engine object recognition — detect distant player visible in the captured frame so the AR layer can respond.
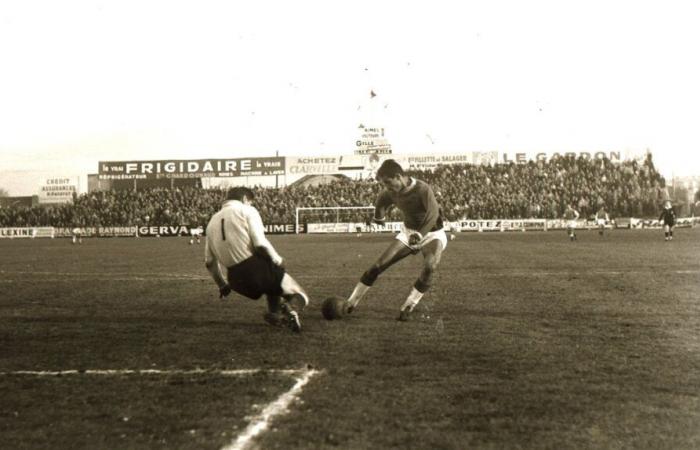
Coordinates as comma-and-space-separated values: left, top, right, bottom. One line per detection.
204, 187, 309, 332
659, 201, 676, 241
189, 226, 203, 245
445, 221, 459, 241
345, 159, 448, 321
563, 204, 579, 241
71, 227, 83, 245
595, 206, 609, 236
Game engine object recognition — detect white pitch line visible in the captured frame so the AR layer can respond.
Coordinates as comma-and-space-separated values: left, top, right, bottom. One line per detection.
221, 368, 321, 450
1, 367, 323, 450
0, 368, 305, 377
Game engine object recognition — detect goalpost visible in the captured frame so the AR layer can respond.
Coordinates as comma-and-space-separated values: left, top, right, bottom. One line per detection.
295, 206, 375, 234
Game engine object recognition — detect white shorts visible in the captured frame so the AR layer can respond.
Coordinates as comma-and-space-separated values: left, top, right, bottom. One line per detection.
567, 220, 577, 229
396, 225, 448, 251
596, 219, 606, 226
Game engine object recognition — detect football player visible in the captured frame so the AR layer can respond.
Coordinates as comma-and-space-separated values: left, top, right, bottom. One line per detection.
71, 227, 83, 244
204, 187, 309, 332
189, 225, 203, 245
563, 204, 579, 241
595, 205, 609, 236
659, 201, 676, 241
345, 159, 448, 321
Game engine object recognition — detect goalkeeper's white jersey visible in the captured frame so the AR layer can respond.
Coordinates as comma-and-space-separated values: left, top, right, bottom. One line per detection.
205, 200, 281, 269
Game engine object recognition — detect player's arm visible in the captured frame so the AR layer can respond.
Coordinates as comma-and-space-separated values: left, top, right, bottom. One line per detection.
204, 239, 230, 298
246, 207, 284, 266
414, 184, 440, 237
372, 190, 393, 225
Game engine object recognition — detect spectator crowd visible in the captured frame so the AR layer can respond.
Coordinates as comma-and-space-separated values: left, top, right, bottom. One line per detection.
0, 155, 668, 228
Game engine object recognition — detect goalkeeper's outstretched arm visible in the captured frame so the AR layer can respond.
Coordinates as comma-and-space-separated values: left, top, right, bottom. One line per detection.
204, 242, 229, 296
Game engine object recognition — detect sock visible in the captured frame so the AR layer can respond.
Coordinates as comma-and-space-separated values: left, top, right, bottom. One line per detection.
347, 282, 370, 307
267, 296, 282, 314
285, 293, 308, 312
401, 287, 424, 311
298, 292, 309, 307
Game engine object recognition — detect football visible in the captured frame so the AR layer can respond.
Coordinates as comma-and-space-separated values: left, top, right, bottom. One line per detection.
321, 296, 346, 320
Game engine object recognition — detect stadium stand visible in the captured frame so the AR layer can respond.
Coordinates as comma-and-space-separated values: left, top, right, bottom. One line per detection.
0, 155, 668, 227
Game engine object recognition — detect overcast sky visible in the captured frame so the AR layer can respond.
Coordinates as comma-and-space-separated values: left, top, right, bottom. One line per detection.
1, 0, 699, 195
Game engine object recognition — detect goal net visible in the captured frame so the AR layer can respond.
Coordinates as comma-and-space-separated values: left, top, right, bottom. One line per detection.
295, 206, 375, 234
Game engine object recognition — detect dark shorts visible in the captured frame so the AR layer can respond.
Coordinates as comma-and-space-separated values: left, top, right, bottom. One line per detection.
664, 220, 675, 227
227, 254, 285, 300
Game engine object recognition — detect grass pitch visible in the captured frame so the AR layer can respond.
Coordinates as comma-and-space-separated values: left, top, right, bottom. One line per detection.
1, 228, 699, 449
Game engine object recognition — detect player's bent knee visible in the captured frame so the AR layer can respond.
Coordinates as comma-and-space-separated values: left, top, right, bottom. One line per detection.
423, 257, 439, 274
360, 264, 382, 286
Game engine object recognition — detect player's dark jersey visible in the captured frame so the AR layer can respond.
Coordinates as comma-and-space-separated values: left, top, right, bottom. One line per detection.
375, 178, 443, 234
563, 208, 579, 220
659, 208, 676, 225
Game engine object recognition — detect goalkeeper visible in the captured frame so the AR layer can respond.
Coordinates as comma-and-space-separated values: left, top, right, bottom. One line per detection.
345, 159, 448, 321
204, 187, 309, 333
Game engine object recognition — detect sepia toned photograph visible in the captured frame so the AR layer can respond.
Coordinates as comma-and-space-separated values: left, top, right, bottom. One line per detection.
1, 1, 699, 449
